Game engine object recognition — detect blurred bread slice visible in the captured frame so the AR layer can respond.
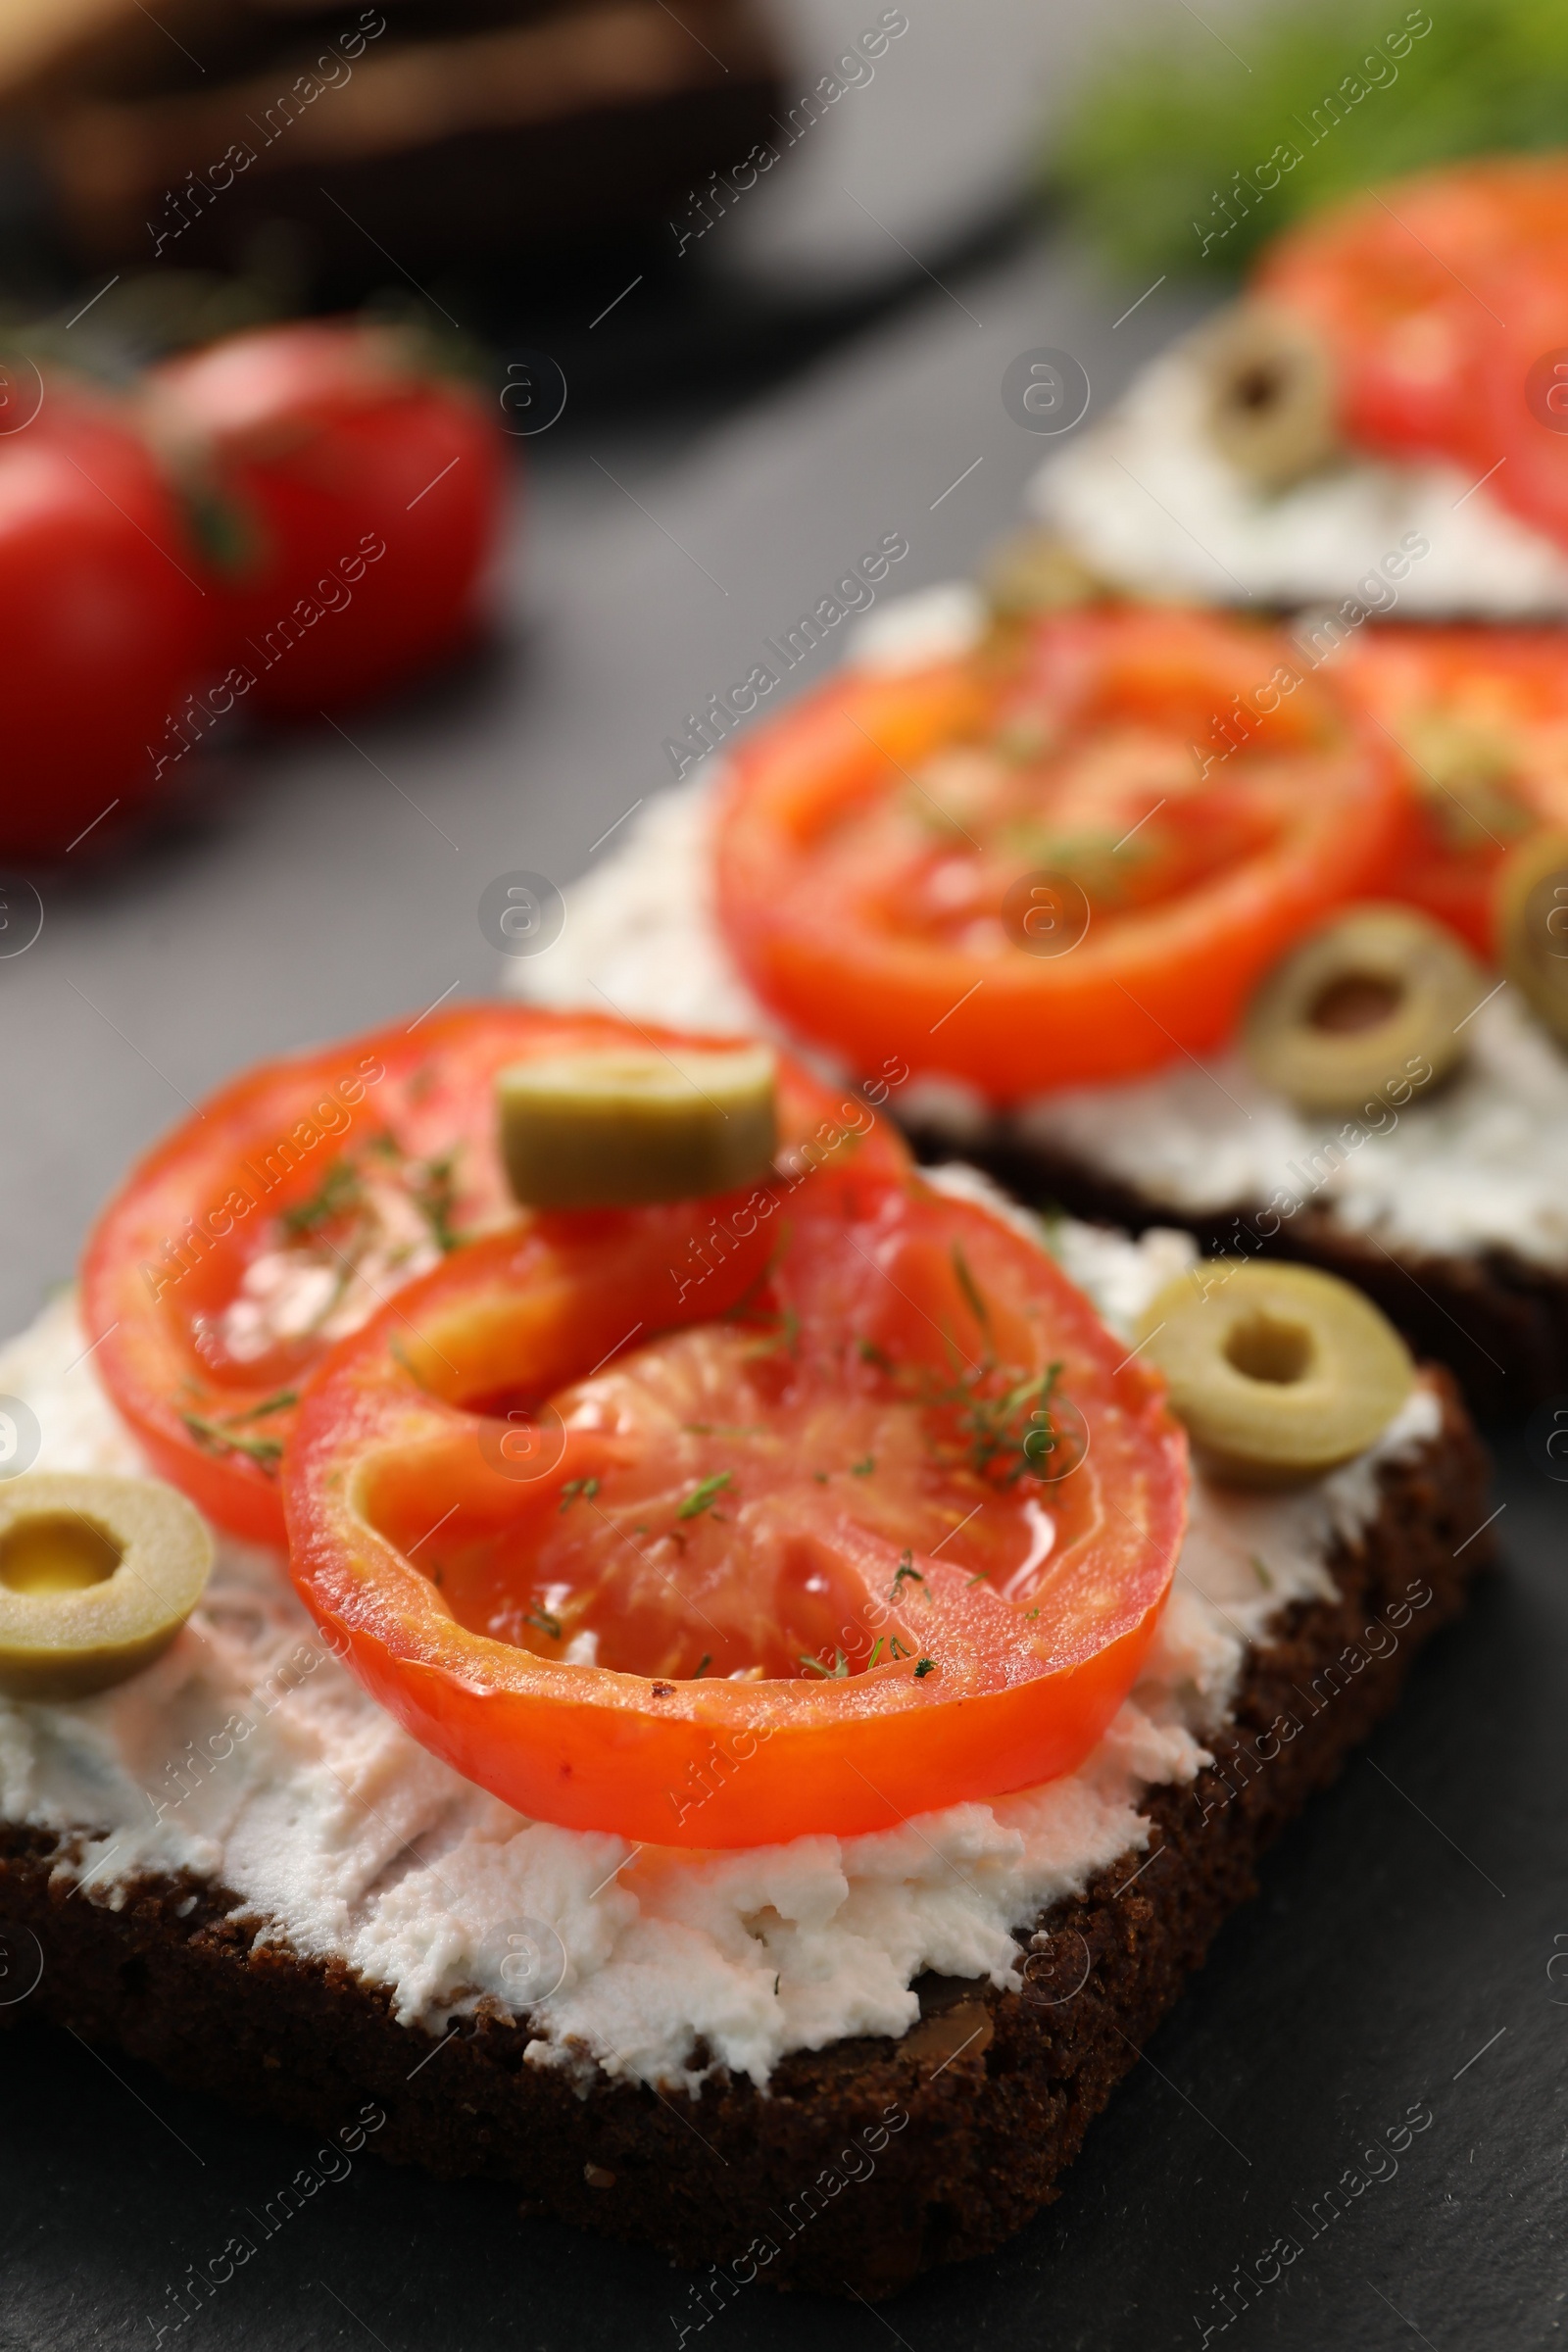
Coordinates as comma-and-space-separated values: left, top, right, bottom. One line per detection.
0, 0, 781, 277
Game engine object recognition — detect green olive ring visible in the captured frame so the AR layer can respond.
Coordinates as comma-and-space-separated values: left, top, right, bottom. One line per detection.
1194, 299, 1343, 492
1243, 904, 1484, 1117
1137, 1260, 1415, 1487
0, 1471, 214, 1701
1498, 830, 1568, 1049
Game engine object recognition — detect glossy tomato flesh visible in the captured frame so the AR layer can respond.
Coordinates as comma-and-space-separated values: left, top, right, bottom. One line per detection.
285, 1151, 1187, 1845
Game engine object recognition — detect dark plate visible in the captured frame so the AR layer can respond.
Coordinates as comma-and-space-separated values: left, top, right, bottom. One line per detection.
1, 235, 1560, 2351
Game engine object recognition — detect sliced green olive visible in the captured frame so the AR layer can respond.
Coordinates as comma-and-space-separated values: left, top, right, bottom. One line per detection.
0, 1471, 214, 1701
498, 1044, 778, 1209
1195, 300, 1342, 491
1138, 1261, 1414, 1486
1498, 831, 1568, 1048
1243, 905, 1483, 1116
981, 529, 1104, 619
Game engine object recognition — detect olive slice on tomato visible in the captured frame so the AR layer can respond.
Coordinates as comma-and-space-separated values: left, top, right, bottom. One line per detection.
1137, 1262, 1413, 1487
1498, 831, 1568, 1048
0, 1471, 212, 1699
1194, 300, 1342, 490
1243, 905, 1482, 1115
497, 1044, 778, 1209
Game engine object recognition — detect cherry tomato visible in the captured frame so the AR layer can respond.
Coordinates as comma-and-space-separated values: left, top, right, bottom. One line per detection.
713, 606, 1407, 1101
1327, 625, 1568, 957
285, 1141, 1187, 1845
144, 322, 504, 715
0, 385, 207, 860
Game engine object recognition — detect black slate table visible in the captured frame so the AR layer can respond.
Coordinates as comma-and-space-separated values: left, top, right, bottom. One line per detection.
0, 232, 1561, 2352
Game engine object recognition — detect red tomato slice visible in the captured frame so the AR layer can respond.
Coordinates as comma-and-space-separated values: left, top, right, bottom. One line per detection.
0, 388, 208, 860
713, 606, 1406, 1101
1258, 157, 1568, 461
1465, 265, 1568, 562
1326, 625, 1568, 956
144, 322, 503, 715
82, 1006, 886, 1544
284, 1152, 1187, 1845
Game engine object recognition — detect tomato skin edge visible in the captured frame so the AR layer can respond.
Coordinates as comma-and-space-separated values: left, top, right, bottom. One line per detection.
293, 1602, 1164, 1846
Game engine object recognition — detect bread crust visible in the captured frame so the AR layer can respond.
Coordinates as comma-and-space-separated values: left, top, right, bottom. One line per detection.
0, 1376, 1490, 2300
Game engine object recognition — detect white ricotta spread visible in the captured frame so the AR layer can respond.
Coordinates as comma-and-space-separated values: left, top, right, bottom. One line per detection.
1006, 992, 1568, 1266
1031, 335, 1568, 616
0, 1230, 1436, 2093
847, 580, 989, 672
519, 770, 1568, 1269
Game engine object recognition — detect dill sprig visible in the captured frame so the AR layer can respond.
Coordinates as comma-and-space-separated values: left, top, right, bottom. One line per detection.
890, 1550, 926, 1600
179, 1413, 284, 1471
677, 1471, 733, 1522
408, 1150, 462, 1252
855, 1254, 1076, 1489
279, 1156, 365, 1239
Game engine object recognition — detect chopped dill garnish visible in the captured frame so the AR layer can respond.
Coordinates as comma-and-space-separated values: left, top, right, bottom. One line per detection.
799, 1648, 850, 1679
933, 1357, 1068, 1487
677, 1471, 733, 1521
1251, 1555, 1275, 1591
890, 1549, 926, 1599
559, 1476, 601, 1512
279, 1156, 365, 1238
524, 1604, 564, 1642
913, 1657, 937, 1679
966, 1570, 990, 1586
951, 1243, 992, 1334
858, 1337, 894, 1372
179, 1413, 284, 1471
220, 1389, 298, 1424
867, 1637, 886, 1668
409, 1150, 462, 1252
850, 1454, 875, 1477
692, 1654, 711, 1679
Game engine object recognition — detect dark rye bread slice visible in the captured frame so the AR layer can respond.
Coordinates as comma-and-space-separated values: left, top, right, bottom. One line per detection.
0, 1373, 1489, 2302
904, 1119, 1559, 1425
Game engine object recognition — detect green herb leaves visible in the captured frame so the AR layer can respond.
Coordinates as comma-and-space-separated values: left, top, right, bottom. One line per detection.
677, 1471, 734, 1522
178, 1388, 300, 1474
